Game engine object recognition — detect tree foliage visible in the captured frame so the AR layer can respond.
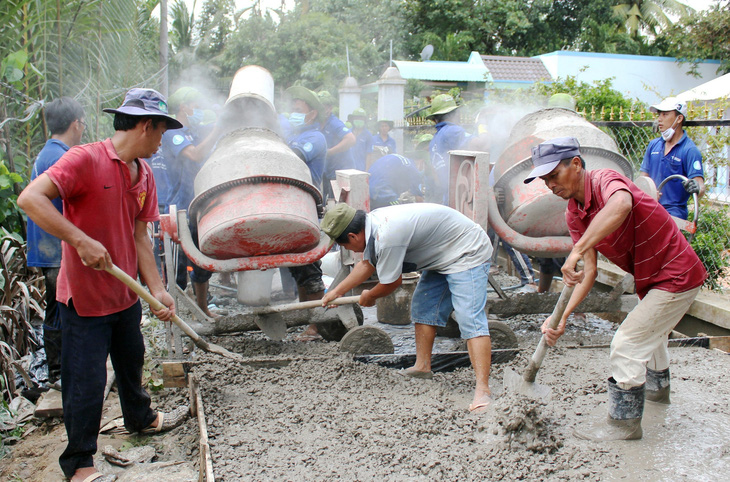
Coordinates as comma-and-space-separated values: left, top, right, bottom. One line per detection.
657, 0, 730, 75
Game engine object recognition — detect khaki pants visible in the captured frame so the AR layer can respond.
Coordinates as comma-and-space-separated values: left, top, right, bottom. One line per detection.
610, 287, 700, 389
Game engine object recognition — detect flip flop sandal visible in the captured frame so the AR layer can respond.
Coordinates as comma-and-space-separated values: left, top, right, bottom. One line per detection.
468, 396, 493, 414
81, 472, 117, 482
142, 405, 189, 434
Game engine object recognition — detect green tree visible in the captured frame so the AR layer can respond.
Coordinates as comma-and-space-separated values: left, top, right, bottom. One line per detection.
612, 0, 692, 37
221, 10, 383, 93
657, 0, 730, 75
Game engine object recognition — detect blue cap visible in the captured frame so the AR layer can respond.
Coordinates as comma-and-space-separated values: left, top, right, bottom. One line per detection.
524, 137, 581, 183
103, 88, 183, 129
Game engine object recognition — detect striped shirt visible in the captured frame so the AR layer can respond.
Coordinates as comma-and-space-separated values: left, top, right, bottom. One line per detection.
566, 169, 706, 299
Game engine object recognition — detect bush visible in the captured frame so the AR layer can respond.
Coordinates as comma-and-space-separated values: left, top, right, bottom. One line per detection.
689, 204, 730, 292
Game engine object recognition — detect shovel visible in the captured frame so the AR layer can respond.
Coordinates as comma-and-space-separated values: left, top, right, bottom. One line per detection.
503, 261, 583, 399
105, 264, 243, 361
249, 296, 362, 341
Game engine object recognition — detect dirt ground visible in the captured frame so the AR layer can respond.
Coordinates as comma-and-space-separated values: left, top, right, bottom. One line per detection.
2, 271, 730, 481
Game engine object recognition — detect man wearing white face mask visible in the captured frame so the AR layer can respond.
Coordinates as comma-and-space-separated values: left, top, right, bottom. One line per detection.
640, 97, 704, 220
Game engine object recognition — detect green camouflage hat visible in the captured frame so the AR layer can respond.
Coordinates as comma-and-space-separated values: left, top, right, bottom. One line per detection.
168, 87, 202, 112
321, 203, 357, 244
427, 94, 460, 117
547, 93, 576, 111
286, 86, 326, 122
414, 133, 433, 150
348, 107, 367, 122
317, 90, 337, 107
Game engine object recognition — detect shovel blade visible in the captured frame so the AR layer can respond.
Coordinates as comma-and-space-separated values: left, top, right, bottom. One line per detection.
254, 313, 288, 341
503, 367, 552, 400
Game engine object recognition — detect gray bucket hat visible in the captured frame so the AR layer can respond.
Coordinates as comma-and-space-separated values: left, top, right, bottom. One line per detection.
103, 88, 183, 129
524, 137, 581, 183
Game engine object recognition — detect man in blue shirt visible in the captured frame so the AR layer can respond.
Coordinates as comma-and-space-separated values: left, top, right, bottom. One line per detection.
159, 87, 221, 318
26, 97, 86, 385
317, 91, 356, 200
640, 97, 704, 220
368, 154, 424, 209
285, 86, 329, 340
348, 108, 373, 171
372, 119, 397, 159
427, 95, 472, 205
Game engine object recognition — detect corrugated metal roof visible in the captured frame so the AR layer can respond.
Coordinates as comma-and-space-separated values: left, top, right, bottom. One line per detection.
394, 52, 491, 83
481, 55, 552, 82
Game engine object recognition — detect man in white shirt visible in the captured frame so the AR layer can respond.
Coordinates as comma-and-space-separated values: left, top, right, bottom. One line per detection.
321, 203, 494, 412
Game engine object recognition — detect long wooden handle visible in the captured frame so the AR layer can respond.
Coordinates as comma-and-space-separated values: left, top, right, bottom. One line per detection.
105, 264, 203, 344
251, 295, 361, 315
523, 260, 584, 383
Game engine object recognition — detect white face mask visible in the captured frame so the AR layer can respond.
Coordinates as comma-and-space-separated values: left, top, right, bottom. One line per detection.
660, 116, 679, 141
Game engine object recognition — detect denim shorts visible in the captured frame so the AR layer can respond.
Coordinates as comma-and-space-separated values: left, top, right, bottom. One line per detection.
410, 262, 490, 340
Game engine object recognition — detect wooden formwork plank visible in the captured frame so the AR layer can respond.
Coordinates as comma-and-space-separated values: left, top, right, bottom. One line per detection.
190, 374, 215, 482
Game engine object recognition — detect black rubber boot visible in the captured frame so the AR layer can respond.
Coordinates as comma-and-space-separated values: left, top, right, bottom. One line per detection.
645, 367, 671, 404
574, 377, 644, 441
43, 326, 62, 385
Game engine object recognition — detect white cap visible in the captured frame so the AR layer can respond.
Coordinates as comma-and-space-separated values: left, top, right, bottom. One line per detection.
650, 97, 688, 117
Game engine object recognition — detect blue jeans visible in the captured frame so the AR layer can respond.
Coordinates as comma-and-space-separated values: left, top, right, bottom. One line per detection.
59, 300, 157, 478
410, 262, 490, 339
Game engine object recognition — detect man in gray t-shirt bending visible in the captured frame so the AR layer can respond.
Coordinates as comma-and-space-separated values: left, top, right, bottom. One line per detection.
321, 203, 494, 412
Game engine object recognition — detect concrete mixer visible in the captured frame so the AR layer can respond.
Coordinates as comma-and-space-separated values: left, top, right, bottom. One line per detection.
158, 66, 377, 347
487, 107, 634, 257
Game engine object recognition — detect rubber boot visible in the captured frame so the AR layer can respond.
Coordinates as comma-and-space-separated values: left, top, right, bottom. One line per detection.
645, 367, 671, 404
574, 377, 644, 441
43, 326, 62, 385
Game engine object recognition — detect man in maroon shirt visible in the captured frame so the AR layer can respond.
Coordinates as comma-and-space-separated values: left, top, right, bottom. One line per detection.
524, 137, 706, 441
19, 89, 191, 482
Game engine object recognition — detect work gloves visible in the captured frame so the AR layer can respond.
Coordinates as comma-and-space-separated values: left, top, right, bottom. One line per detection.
682, 179, 700, 194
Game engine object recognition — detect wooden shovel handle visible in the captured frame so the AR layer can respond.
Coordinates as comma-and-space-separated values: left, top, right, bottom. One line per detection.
105, 264, 203, 343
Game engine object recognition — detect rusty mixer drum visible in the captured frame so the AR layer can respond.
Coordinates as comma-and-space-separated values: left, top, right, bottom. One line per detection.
189, 128, 322, 260
493, 108, 633, 238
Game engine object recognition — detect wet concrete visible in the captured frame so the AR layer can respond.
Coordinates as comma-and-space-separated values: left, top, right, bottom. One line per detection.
191, 272, 730, 481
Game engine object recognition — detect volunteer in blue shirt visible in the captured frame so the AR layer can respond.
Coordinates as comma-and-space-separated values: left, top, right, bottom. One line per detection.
159, 87, 222, 318
368, 154, 424, 209
317, 91, 356, 199
640, 97, 704, 220
26, 97, 86, 386
372, 119, 397, 158
427, 94, 471, 205
285, 86, 329, 341
348, 108, 373, 171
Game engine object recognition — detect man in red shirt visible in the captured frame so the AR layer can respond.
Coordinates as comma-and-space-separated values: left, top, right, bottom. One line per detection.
19, 88, 190, 482
524, 137, 706, 441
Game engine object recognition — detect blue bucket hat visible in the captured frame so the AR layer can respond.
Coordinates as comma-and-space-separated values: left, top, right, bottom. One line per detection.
524, 137, 581, 183
103, 88, 183, 129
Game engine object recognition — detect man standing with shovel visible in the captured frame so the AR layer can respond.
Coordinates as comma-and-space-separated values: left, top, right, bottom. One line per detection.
523, 137, 706, 441
19, 88, 189, 482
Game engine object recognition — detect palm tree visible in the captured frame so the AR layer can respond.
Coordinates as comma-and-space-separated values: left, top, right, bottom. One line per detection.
612, 0, 694, 37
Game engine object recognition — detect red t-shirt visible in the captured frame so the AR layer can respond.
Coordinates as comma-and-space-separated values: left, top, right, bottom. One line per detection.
566, 169, 706, 299
46, 139, 159, 316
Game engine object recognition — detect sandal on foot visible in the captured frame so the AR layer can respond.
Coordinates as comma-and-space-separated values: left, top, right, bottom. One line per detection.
398, 369, 434, 379
81, 472, 117, 482
468, 396, 493, 414
142, 405, 189, 434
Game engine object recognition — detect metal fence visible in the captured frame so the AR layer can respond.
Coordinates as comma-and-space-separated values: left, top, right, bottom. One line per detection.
595, 119, 730, 293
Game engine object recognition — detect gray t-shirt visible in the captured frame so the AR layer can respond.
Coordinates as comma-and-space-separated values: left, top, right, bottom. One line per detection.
363, 203, 493, 283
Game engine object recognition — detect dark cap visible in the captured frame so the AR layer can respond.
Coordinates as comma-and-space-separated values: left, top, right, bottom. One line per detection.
321, 203, 357, 245
103, 88, 183, 129
524, 136, 581, 183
